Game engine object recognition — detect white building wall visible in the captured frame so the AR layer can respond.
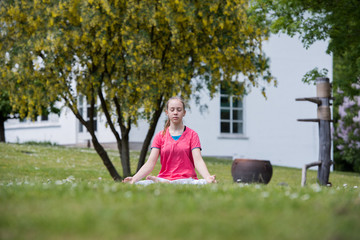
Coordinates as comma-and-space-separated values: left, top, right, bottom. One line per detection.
5, 107, 77, 145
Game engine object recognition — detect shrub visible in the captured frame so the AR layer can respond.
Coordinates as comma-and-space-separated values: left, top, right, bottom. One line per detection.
334, 86, 360, 172
22, 141, 58, 146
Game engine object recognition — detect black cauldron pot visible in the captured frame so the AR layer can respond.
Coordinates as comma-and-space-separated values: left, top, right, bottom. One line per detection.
231, 159, 273, 184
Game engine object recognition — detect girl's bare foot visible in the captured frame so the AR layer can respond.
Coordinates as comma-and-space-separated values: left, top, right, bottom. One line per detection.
146, 175, 160, 182
146, 175, 170, 183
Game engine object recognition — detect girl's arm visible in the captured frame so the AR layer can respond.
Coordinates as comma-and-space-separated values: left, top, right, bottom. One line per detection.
123, 148, 160, 184
192, 148, 216, 183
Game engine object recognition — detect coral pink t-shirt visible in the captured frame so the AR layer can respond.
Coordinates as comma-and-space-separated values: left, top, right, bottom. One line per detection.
151, 126, 201, 180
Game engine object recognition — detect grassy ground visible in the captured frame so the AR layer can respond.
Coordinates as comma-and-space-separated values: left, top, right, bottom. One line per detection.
0, 142, 359, 240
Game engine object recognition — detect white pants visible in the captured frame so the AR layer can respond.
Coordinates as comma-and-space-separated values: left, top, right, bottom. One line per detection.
135, 177, 208, 186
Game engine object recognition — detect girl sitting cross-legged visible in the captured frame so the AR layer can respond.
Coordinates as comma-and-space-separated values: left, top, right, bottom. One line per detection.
122, 96, 216, 185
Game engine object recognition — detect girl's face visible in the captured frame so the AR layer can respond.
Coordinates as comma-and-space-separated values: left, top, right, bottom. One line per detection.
166, 99, 186, 124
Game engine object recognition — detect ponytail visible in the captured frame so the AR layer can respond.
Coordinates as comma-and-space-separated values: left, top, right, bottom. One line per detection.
162, 118, 170, 136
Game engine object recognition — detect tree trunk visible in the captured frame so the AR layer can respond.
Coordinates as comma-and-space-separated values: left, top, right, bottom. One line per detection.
137, 98, 165, 171
89, 95, 123, 182
63, 94, 122, 181
111, 95, 132, 177
120, 130, 131, 177
0, 116, 5, 142
97, 87, 124, 176
91, 132, 122, 181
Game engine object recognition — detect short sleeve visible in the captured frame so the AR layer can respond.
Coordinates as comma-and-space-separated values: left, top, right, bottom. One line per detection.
151, 131, 163, 149
190, 131, 202, 151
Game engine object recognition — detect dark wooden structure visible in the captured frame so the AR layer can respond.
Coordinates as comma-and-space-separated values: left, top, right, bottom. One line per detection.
296, 77, 332, 186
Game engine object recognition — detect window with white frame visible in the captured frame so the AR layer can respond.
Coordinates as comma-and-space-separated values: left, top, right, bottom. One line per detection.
19, 113, 52, 123
5, 109, 59, 128
220, 87, 244, 134
78, 95, 97, 133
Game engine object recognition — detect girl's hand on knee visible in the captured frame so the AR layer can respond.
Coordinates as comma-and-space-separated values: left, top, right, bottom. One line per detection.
206, 175, 217, 183
122, 177, 134, 184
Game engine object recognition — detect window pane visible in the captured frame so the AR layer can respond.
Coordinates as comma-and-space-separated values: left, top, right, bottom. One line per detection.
233, 98, 242, 108
221, 96, 230, 107
233, 122, 243, 134
221, 109, 230, 120
94, 120, 97, 132
79, 108, 83, 117
79, 121, 83, 133
79, 95, 83, 106
233, 110, 243, 120
221, 122, 230, 133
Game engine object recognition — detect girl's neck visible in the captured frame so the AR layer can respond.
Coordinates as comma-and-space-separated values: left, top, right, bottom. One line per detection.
169, 123, 185, 135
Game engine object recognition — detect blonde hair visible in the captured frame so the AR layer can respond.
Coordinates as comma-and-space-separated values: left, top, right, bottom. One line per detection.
162, 96, 186, 136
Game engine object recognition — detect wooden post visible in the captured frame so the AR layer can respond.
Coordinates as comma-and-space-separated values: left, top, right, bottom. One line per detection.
296, 77, 332, 186
316, 77, 332, 185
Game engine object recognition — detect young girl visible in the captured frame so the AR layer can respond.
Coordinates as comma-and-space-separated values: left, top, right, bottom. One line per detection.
123, 96, 216, 185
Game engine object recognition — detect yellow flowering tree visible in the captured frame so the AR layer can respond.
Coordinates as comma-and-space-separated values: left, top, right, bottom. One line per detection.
1, 0, 275, 180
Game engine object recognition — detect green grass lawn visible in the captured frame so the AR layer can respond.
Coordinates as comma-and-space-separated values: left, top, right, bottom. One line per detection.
1, 142, 359, 240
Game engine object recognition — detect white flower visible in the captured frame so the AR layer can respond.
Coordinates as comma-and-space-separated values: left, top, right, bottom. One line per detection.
65, 176, 75, 182
236, 183, 245, 188
55, 180, 64, 185
301, 194, 310, 201
343, 184, 348, 187
124, 191, 132, 198
289, 193, 299, 199
67, 175, 75, 180
154, 189, 161, 196
261, 192, 269, 198
311, 184, 321, 192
